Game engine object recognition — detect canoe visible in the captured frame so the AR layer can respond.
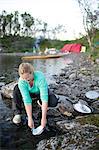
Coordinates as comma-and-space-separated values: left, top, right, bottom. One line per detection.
22, 53, 67, 60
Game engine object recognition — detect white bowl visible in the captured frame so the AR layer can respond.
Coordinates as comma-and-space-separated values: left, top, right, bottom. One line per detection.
73, 102, 92, 113
85, 91, 99, 99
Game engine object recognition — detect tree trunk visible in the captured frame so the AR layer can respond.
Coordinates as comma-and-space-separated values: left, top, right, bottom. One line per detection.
87, 35, 94, 52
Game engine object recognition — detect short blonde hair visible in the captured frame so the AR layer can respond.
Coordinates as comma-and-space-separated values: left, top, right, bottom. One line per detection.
19, 63, 34, 76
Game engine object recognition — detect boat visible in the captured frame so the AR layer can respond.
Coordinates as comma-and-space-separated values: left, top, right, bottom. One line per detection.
21, 53, 68, 60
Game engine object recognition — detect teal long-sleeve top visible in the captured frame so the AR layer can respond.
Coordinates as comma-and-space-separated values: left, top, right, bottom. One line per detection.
18, 71, 48, 104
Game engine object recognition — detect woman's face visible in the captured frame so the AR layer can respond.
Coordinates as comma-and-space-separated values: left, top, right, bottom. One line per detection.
21, 73, 34, 82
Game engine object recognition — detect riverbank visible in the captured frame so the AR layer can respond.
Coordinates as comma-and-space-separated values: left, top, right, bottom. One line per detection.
0, 53, 99, 150
35, 53, 99, 150
0, 52, 31, 56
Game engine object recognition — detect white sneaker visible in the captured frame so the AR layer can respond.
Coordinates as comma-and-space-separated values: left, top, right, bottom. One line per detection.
37, 100, 42, 108
13, 114, 21, 124
32, 125, 44, 135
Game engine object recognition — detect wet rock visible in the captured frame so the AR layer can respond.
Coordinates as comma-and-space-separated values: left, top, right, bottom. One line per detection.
56, 120, 80, 130
57, 99, 74, 116
36, 125, 98, 150
0, 93, 13, 121
0, 76, 5, 80
0, 82, 5, 88
69, 73, 76, 79
49, 83, 58, 90
92, 101, 99, 112
36, 114, 99, 150
47, 108, 61, 117
95, 58, 99, 64
1, 81, 17, 98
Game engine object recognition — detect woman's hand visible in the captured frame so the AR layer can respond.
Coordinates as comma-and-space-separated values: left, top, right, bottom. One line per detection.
28, 117, 34, 128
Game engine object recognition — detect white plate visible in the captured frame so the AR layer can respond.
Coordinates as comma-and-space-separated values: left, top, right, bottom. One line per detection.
85, 91, 99, 99
73, 103, 91, 113
31, 126, 44, 135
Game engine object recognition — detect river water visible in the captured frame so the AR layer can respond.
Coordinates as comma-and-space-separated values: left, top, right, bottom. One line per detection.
0, 54, 72, 84
0, 54, 73, 150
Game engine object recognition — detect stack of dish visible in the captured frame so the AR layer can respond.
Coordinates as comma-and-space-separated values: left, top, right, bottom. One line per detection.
85, 90, 99, 99
73, 101, 92, 114
73, 90, 99, 114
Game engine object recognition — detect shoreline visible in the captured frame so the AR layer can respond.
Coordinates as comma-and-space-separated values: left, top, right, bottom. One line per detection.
0, 52, 30, 56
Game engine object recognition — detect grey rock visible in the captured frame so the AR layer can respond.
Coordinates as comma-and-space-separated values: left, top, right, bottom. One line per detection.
1, 81, 17, 98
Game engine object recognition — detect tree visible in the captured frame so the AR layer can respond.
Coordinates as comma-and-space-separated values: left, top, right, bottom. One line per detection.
21, 12, 34, 37
0, 11, 8, 36
31, 18, 42, 38
41, 22, 48, 38
31, 18, 48, 38
76, 0, 99, 52
6, 13, 13, 35
13, 11, 20, 36
51, 24, 66, 40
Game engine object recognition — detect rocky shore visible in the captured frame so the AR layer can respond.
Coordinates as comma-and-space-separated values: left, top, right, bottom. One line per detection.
37, 53, 99, 150
0, 53, 99, 150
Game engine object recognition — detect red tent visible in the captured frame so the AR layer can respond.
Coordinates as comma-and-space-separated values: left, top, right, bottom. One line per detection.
61, 44, 82, 53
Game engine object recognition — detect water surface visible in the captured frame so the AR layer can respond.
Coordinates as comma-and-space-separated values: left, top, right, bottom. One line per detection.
0, 54, 72, 149
0, 54, 71, 84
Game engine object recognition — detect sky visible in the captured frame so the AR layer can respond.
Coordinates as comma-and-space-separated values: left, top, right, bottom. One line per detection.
0, 0, 96, 40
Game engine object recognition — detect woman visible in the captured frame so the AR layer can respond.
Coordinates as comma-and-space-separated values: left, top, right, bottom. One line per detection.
13, 63, 58, 135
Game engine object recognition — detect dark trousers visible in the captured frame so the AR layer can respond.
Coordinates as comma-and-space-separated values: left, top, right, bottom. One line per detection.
13, 84, 58, 115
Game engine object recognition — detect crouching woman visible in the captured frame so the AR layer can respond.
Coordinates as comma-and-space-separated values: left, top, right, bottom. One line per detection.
12, 63, 58, 133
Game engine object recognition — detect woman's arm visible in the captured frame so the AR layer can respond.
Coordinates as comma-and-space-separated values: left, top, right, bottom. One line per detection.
25, 104, 34, 128
41, 102, 48, 128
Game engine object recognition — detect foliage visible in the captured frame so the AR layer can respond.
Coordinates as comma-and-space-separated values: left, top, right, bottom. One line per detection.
0, 35, 33, 52
86, 29, 99, 61
76, 0, 99, 52
0, 29, 98, 55
0, 10, 66, 40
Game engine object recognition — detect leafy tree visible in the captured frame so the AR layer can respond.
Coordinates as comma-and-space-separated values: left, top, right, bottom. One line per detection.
13, 11, 20, 36
76, 0, 99, 52
0, 11, 8, 36
6, 13, 13, 35
21, 12, 34, 37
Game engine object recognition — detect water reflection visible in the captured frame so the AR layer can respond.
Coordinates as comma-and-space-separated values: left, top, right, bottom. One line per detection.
0, 55, 21, 83
29, 58, 65, 83
0, 55, 72, 84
